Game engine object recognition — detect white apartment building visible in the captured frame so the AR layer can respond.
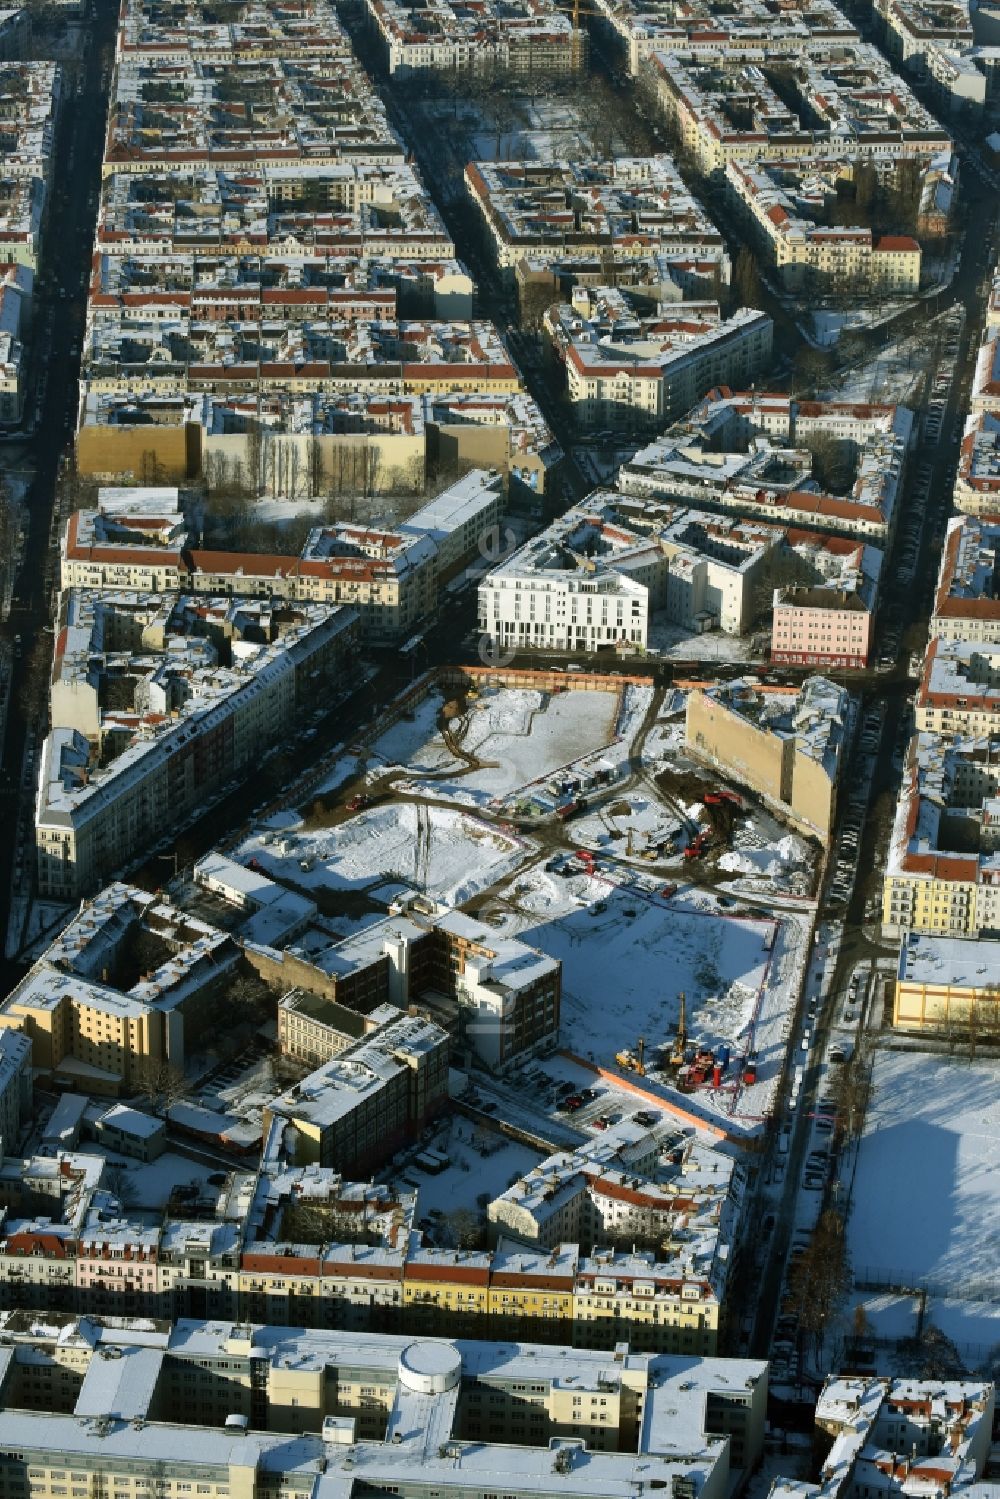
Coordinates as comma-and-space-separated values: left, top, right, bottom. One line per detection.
479, 496, 653, 652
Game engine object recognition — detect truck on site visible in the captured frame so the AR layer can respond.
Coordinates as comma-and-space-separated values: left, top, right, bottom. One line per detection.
615, 1037, 646, 1076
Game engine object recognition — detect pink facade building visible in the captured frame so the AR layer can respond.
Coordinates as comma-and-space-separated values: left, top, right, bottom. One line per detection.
772, 586, 875, 669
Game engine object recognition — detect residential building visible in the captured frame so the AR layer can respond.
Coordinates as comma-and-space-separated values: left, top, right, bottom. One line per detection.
931, 515, 1000, 644
264, 1015, 451, 1176
915, 638, 1000, 737
882, 732, 1000, 937
954, 412, 1000, 515
588, 0, 857, 74
544, 288, 772, 431
646, 44, 951, 179
0, 1313, 769, 1498
465, 157, 728, 278
0, 883, 242, 1092
686, 676, 849, 840
771, 538, 881, 668
256, 900, 561, 1073
366, 0, 587, 74
0, 1030, 31, 1159
35, 597, 360, 899
810, 1377, 993, 1499
726, 158, 922, 295
619, 392, 913, 544
893, 931, 1000, 1034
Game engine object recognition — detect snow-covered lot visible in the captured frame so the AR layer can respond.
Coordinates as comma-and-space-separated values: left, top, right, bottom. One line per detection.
484, 855, 807, 1128
386, 1115, 545, 1233
237, 803, 529, 908
849, 1051, 1000, 1308
370, 684, 648, 810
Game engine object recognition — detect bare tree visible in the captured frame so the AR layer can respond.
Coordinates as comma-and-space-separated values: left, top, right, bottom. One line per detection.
132, 1059, 188, 1111
786, 1209, 852, 1358
828, 1047, 873, 1141
103, 1162, 138, 1207
307, 436, 324, 498
443, 1207, 485, 1249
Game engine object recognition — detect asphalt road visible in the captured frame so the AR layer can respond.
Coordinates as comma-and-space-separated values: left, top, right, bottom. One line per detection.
0, 0, 118, 990
726, 173, 1000, 1377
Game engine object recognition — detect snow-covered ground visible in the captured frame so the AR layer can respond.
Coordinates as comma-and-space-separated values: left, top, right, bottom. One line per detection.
646, 620, 761, 662
571, 444, 642, 487
808, 306, 907, 348
508, 872, 797, 1121
571, 790, 683, 860
817, 330, 932, 406
368, 684, 650, 812
922, 1298, 1000, 1362
252, 497, 326, 525
386, 1115, 545, 1230
849, 1051, 1000, 1305
718, 826, 814, 898
104, 1150, 222, 1213
236, 802, 529, 907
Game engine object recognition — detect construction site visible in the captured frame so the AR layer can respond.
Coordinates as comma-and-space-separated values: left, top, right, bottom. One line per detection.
230, 668, 816, 1131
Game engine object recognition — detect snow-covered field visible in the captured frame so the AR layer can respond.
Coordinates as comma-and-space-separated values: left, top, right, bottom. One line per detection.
237, 802, 528, 907
520, 881, 774, 1068
368, 684, 648, 811
849, 1051, 1000, 1309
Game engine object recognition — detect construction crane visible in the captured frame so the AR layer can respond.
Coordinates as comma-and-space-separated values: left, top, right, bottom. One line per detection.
552, 0, 603, 32
615, 1036, 646, 1076
668, 992, 687, 1068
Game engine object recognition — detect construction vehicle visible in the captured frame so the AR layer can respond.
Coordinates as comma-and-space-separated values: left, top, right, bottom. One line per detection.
667, 992, 687, 1068
684, 829, 710, 861
346, 793, 370, 812
615, 1037, 646, 1076
678, 1045, 716, 1091
556, 797, 585, 822
704, 789, 743, 809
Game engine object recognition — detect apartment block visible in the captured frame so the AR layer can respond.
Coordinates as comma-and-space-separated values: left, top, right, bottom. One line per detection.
0, 883, 242, 1092
0, 1030, 31, 1158
544, 288, 772, 431
647, 45, 951, 177
930, 515, 1000, 644
882, 732, 1000, 937
35, 595, 360, 899
366, 0, 587, 74
807, 1377, 993, 1499
915, 637, 1000, 737
771, 539, 880, 668
893, 930, 1000, 1034
686, 675, 849, 841
588, 0, 856, 74
465, 156, 728, 278
257, 900, 561, 1074
264, 1015, 451, 1176
620, 392, 912, 544
0, 1109, 734, 1350
726, 158, 922, 295
0, 1313, 768, 1499
60, 473, 506, 643
954, 411, 1000, 515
